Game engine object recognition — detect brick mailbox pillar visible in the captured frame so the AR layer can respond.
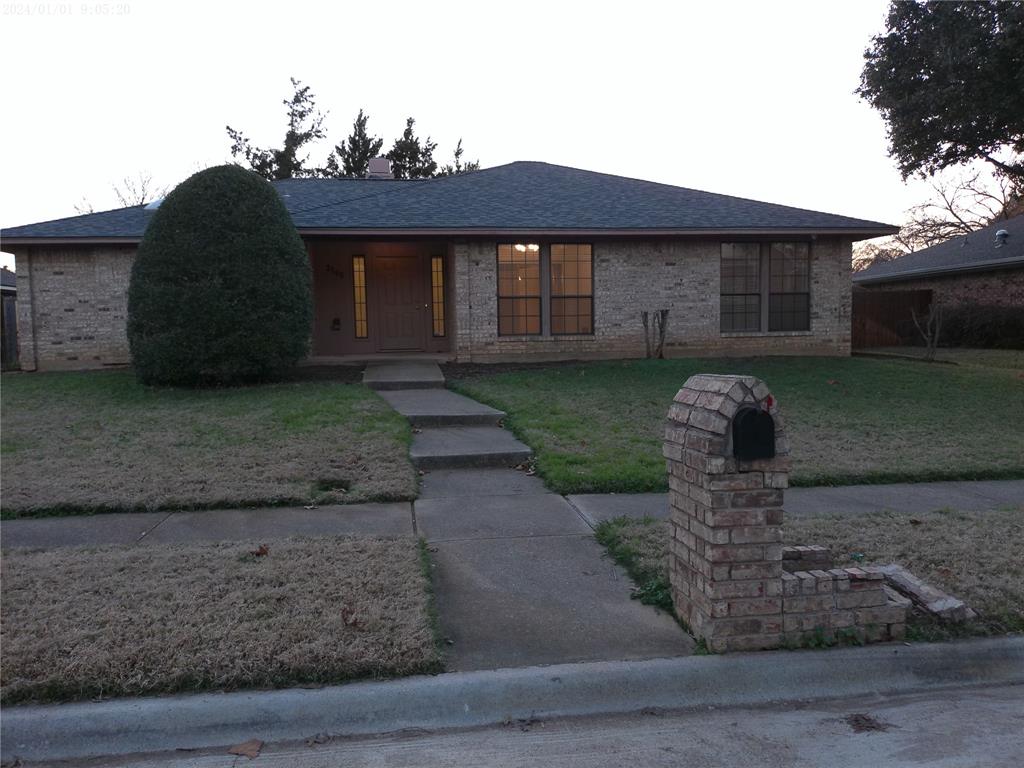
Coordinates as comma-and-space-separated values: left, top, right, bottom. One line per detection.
664, 374, 788, 652
664, 374, 906, 652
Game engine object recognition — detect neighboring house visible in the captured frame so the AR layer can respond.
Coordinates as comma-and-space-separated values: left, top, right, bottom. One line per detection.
1, 161, 894, 372
853, 213, 1024, 307
1, 266, 17, 370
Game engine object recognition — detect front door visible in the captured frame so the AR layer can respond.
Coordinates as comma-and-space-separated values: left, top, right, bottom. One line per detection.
375, 255, 424, 351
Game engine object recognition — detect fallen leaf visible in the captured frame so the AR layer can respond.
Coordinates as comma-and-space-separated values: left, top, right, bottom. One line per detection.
249, 544, 269, 557
827, 379, 841, 386
228, 739, 263, 758
909, 518, 922, 526
306, 732, 331, 746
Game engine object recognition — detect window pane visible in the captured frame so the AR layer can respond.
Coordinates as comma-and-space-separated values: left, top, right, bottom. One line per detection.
769, 242, 810, 293
497, 245, 541, 336
352, 256, 368, 338
768, 243, 809, 331
720, 294, 760, 332
431, 255, 445, 337
769, 293, 810, 331
551, 243, 594, 335
721, 243, 760, 294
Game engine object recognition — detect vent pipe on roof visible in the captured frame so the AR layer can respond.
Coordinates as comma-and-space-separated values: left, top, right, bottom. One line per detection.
995, 229, 1009, 248
367, 157, 393, 180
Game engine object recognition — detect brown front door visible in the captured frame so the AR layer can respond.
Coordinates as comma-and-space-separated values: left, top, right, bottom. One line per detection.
375, 255, 424, 351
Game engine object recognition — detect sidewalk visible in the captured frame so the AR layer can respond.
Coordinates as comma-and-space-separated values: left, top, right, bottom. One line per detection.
3, 479, 1020, 550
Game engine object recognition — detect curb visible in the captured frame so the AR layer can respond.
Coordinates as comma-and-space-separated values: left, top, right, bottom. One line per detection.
3, 637, 1023, 762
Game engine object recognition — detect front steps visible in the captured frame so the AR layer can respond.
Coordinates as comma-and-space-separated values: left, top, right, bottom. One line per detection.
378, 389, 505, 427
409, 426, 533, 470
363, 362, 445, 391
367, 362, 532, 470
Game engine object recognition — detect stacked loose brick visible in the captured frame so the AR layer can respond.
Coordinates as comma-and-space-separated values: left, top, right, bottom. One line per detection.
782, 545, 833, 573
664, 374, 906, 652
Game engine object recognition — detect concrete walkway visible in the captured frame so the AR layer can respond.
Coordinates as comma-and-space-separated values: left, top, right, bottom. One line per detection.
6, 479, 1019, 551
567, 478, 1024, 526
368, 361, 532, 469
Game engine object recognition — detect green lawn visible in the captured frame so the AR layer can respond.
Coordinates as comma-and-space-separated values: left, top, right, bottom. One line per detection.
450, 357, 1024, 493
1, 371, 416, 517
866, 347, 1024, 371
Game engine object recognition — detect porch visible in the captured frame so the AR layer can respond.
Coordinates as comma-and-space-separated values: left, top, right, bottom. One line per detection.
307, 239, 453, 358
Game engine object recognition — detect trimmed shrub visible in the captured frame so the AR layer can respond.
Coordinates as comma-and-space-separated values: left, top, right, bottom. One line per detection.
128, 165, 312, 386
940, 303, 1024, 349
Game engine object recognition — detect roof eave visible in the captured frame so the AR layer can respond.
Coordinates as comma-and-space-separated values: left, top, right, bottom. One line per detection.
2, 225, 898, 247
0, 236, 143, 247
296, 225, 898, 239
853, 255, 1024, 284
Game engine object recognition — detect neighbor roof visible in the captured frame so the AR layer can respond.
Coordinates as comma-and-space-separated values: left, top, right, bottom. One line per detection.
1, 161, 896, 244
854, 213, 1024, 285
0, 267, 15, 290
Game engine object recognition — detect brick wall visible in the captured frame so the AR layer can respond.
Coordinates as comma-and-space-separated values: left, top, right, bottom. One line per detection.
453, 238, 853, 362
14, 236, 854, 371
860, 267, 1024, 309
14, 246, 136, 371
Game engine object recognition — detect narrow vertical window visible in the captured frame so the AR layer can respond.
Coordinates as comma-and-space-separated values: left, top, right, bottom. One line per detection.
768, 243, 810, 331
352, 255, 368, 338
550, 244, 594, 334
431, 255, 446, 337
720, 243, 762, 332
497, 244, 541, 335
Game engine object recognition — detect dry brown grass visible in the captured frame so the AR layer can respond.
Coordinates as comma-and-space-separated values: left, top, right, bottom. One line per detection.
0, 536, 441, 704
0, 371, 416, 516
596, 506, 1024, 636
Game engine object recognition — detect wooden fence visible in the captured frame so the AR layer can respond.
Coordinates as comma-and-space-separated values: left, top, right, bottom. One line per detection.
851, 288, 932, 349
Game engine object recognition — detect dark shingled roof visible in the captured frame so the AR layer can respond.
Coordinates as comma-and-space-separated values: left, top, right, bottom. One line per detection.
1, 267, 15, 290
854, 213, 1024, 284
1, 161, 896, 243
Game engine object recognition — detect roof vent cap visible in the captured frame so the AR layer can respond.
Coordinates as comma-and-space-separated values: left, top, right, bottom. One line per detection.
995, 229, 1009, 247
367, 157, 393, 180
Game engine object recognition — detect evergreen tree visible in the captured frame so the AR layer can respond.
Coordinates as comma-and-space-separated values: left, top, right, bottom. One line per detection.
324, 109, 384, 178
226, 78, 327, 180
386, 118, 438, 179
437, 139, 481, 176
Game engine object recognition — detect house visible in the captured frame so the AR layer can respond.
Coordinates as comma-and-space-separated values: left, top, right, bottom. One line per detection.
853, 213, 1024, 308
1, 266, 17, 370
0, 161, 895, 372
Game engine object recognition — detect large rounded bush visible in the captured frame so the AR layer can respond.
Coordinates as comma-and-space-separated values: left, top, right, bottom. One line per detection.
128, 165, 313, 386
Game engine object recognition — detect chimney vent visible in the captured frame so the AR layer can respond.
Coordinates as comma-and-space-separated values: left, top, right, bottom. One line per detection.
367, 157, 393, 180
995, 229, 1009, 248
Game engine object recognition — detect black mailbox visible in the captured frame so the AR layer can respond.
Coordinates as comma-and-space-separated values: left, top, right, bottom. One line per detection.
732, 406, 776, 461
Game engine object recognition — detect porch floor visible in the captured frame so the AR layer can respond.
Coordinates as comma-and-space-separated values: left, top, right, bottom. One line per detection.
303, 353, 454, 367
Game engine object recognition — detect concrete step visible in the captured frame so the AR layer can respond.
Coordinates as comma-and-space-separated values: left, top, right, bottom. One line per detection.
378, 389, 505, 427
363, 362, 445, 391
410, 427, 533, 470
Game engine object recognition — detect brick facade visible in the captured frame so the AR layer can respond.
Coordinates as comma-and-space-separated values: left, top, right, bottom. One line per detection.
453, 238, 853, 362
859, 267, 1024, 309
13, 236, 854, 371
13, 246, 135, 371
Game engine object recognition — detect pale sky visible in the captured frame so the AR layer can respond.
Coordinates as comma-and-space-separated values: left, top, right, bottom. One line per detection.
1, 0, 936, 272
